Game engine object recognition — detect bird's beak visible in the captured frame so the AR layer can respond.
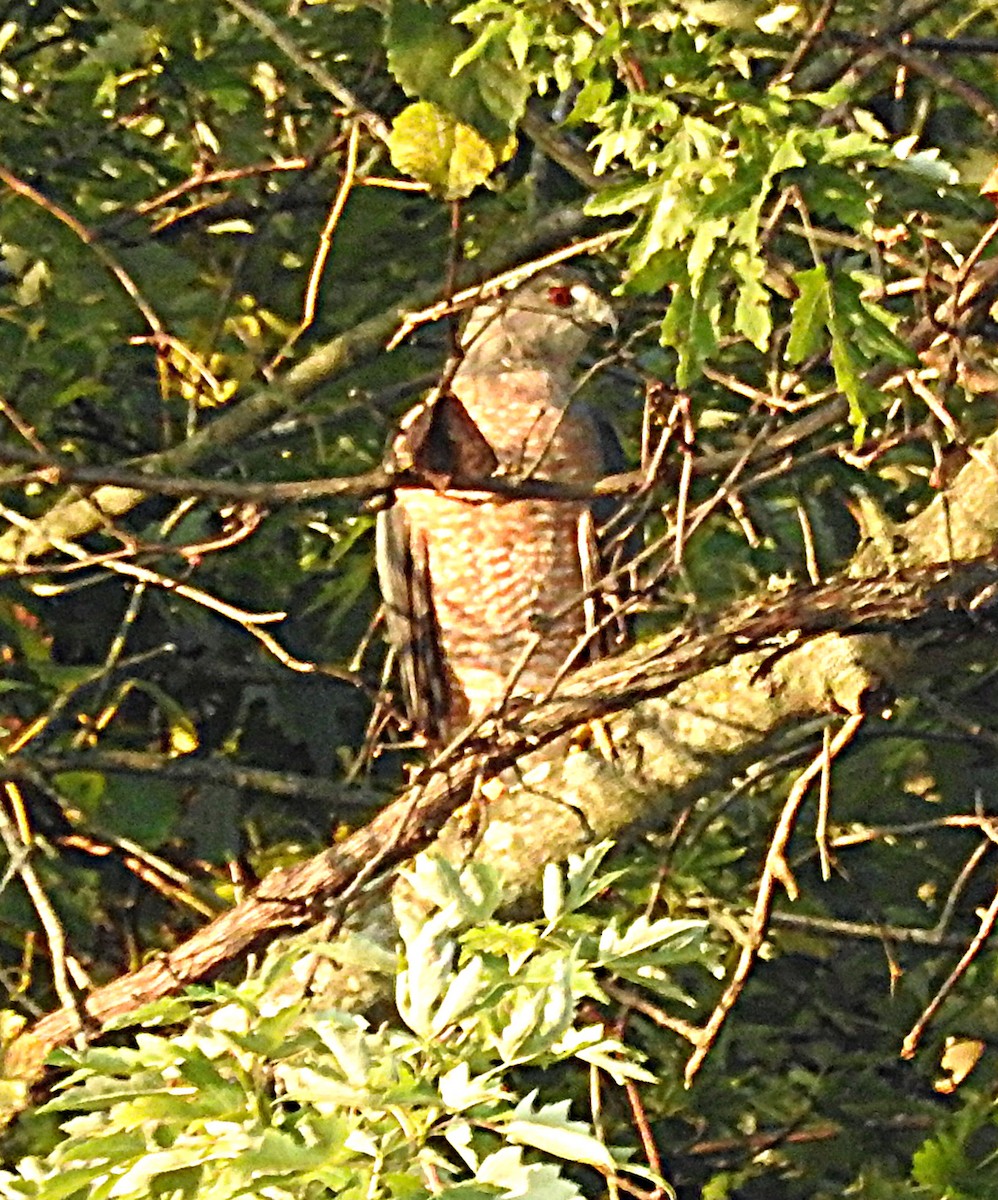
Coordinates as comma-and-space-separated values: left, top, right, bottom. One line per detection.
571, 282, 617, 333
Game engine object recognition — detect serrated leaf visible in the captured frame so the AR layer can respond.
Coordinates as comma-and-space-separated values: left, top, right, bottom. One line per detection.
57, 1129, 146, 1167
444, 1121, 479, 1173
585, 177, 661, 218
439, 1062, 506, 1112
562, 842, 624, 913
661, 268, 720, 386
829, 325, 868, 440
399, 856, 503, 929
732, 251, 771, 350
388, 101, 513, 199
911, 1130, 973, 1189
573, 1042, 658, 1086
386, 0, 527, 140
478, 1145, 581, 1200
836, 283, 918, 368
598, 917, 706, 964
553, 1027, 658, 1085
568, 78, 611, 126
502, 1095, 614, 1170
238, 1126, 335, 1175
396, 924, 455, 1037
769, 130, 807, 175
497, 989, 547, 1062
786, 266, 830, 363
109, 1129, 255, 1194
279, 1063, 372, 1108
892, 144, 958, 185
688, 217, 728, 285
431, 955, 486, 1034
41, 1074, 189, 1115
314, 1024, 373, 1087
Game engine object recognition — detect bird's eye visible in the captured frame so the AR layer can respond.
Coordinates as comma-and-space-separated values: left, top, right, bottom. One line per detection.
547, 285, 574, 308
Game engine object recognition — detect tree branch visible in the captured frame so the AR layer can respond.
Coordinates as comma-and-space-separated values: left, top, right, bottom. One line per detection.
0, 205, 597, 563
6, 545, 998, 1085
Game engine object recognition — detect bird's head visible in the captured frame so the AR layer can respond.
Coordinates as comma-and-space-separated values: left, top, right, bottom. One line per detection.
458, 267, 616, 375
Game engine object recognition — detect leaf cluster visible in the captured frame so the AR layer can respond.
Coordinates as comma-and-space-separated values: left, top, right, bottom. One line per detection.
0, 847, 707, 1199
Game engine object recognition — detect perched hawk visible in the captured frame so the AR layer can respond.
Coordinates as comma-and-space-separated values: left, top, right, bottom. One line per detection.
376, 268, 619, 740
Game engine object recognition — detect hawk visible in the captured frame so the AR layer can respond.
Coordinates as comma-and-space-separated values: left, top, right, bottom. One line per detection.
376, 268, 619, 740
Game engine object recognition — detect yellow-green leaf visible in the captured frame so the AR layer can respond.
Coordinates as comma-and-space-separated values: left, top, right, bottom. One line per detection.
388, 101, 514, 199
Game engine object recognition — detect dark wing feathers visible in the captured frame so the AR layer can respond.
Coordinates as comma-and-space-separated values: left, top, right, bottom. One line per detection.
375, 504, 449, 737
587, 407, 634, 656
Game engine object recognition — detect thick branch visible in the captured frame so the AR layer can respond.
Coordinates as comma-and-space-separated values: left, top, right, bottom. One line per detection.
0, 443, 638, 511
5, 549, 998, 1083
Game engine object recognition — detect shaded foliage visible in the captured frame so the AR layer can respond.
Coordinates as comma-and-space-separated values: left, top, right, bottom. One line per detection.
2, 0, 998, 1194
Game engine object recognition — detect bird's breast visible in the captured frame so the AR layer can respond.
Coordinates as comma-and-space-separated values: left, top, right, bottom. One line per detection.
392, 490, 592, 714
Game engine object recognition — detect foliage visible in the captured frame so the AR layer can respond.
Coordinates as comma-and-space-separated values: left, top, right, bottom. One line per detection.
0, 848, 703, 1199
1, 0, 998, 1195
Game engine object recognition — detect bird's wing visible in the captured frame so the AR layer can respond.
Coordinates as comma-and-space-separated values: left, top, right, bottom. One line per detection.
584, 409, 634, 658
375, 503, 449, 738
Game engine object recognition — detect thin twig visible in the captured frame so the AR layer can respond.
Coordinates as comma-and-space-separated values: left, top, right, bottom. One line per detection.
0, 163, 164, 335
623, 1079, 666, 1196
815, 725, 832, 880
270, 121, 362, 372
872, 42, 998, 132
0, 783, 82, 1036
135, 157, 310, 215
221, 0, 391, 143
774, 0, 839, 86
684, 713, 865, 1085
0, 503, 340, 679
902, 883, 998, 1058
386, 231, 626, 350
0, 393, 47, 454
0, 442, 640, 511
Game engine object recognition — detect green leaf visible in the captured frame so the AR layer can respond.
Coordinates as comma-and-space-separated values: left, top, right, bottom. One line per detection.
438, 1062, 506, 1111
53, 770, 106, 813
688, 218, 729, 285
388, 101, 513, 198
825, 273, 899, 438
732, 250, 771, 350
314, 1018, 375, 1087
96, 776, 180, 846
431, 955, 487, 1034
501, 1094, 615, 1170
496, 959, 574, 1063
386, 0, 528, 140
661, 266, 720, 386
829, 321, 869, 440
396, 923, 456, 1038
911, 1129, 975, 1191
585, 177, 662, 219
477, 1145, 581, 1200
787, 266, 830, 363
562, 842, 621, 906
398, 855, 502, 928
598, 916, 707, 965
833, 276, 919, 368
